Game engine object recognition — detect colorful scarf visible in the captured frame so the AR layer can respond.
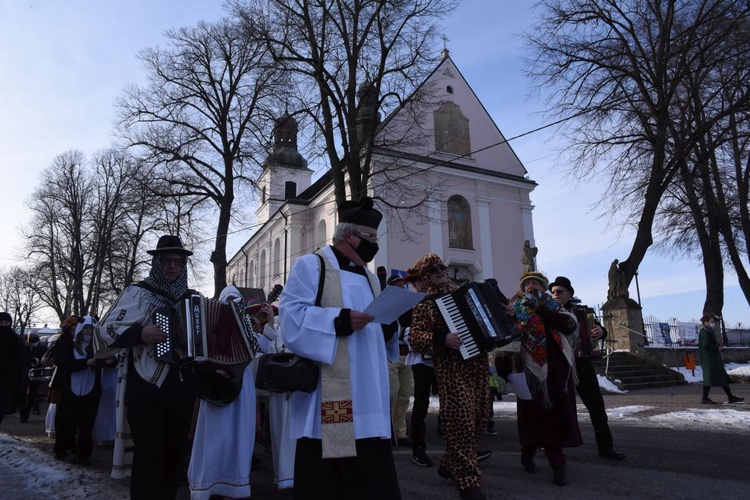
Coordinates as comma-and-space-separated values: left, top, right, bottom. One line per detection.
515, 291, 563, 368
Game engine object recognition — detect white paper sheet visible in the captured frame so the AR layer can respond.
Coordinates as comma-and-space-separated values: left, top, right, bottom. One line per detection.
508, 372, 532, 400
363, 286, 426, 324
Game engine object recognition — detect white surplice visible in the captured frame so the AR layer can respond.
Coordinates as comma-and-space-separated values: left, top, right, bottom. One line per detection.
278, 246, 399, 442
188, 331, 274, 500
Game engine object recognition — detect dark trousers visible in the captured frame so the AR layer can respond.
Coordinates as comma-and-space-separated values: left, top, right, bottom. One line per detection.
127, 397, 194, 500
53, 389, 100, 458
410, 363, 436, 451
576, 358, 613, 451
294, 437, 401, 500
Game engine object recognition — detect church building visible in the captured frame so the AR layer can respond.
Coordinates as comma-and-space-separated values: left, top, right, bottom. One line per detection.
226, 52, 537, 299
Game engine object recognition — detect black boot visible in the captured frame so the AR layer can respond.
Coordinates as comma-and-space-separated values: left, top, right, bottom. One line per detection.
552, 464, 567, 486
521, 454, 536, 473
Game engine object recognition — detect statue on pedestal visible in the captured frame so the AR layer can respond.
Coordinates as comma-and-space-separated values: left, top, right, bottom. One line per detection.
607, 259, 629, 300
521, 240, 537, 274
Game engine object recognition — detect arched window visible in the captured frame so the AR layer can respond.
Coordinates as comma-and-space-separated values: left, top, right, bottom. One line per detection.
248, 260, 255, 288
317, 220, 327, 248
273, 238, 281, 276
433, 102, 471, 156
448, 195, 473, 249
260, 250, 267, 287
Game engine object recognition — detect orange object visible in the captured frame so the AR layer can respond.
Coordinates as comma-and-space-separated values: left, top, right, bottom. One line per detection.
683, 352, 696, 371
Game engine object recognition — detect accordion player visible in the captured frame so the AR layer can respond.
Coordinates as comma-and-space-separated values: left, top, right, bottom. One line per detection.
153, 292, 260, 367
571, 305, 602, 357
434, 279, 520, 361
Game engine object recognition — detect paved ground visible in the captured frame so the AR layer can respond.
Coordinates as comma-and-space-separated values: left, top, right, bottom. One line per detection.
2, 382, 750, 499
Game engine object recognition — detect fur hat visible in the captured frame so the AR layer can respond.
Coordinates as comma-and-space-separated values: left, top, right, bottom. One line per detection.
548, 276, 574, 295
147, 235, 193, 256
338, 197, 382, 229
0, 311, 12, 324
519, 271, 549, 291
413, 253, 445, 277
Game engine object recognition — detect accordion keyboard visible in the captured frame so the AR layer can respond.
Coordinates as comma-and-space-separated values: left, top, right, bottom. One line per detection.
434, 295, 482, 361
153, 310, 173, 360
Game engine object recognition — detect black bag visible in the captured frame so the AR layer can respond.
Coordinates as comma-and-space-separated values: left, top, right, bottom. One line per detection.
255, 353, 319, 393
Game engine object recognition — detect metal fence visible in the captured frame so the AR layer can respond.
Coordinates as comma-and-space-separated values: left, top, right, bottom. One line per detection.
643, 315, 750, 347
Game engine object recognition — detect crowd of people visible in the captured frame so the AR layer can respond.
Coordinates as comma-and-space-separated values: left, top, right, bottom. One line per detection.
5, 197, 743, 499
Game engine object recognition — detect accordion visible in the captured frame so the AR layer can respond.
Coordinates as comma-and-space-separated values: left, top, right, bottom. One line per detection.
153, 293, 261, 367
434, 279, 519, 361
573, 305, 600, 357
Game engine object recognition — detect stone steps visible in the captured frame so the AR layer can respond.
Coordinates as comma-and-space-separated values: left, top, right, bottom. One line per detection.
591, 351, 687, 391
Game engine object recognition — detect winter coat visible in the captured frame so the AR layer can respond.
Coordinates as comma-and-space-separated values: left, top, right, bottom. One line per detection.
699, 326, 731, 387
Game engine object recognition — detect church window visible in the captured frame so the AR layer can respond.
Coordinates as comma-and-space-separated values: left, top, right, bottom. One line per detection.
448, 195, 473, 249
248, 260, 255, 288
260, 250, 267, 287
433, 101, 471, 156
273, 238, 281, 276
317, 220, 327, 247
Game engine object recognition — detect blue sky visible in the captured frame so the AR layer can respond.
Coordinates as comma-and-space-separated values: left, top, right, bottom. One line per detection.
0, 0, 747, 327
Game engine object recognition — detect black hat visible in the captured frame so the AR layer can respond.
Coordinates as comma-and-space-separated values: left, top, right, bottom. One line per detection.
0, 311, 12, 323
386, 275, 405, 286
147, 235, 193, 256
338, 197, 382, 229
548, 276, 574, 295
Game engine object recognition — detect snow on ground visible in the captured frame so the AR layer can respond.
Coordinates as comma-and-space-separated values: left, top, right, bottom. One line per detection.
0, 433, 128, 499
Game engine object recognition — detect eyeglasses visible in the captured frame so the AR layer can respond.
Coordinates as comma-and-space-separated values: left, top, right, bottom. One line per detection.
426, 265, 447, 274
352, 230, 378, 243
162, 256, 185, 267
551, 289, 569, 295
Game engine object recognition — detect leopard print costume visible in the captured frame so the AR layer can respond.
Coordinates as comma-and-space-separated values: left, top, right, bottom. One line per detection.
408, 253, 490, 493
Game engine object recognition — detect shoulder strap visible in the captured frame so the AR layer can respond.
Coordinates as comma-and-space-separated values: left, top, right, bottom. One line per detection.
315, 253, 326, 307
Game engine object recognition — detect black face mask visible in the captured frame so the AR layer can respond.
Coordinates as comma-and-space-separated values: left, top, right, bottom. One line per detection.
353, 238, 379, 263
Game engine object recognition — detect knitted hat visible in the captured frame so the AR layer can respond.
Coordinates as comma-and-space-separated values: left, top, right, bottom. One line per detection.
519, 271, 549, 291
246, 299, 278, 316
0, 311, 12, 324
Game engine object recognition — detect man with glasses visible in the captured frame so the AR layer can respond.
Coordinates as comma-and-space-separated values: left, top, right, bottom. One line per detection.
408, 253, 491, 500
96, 235, 197, 499
279, 197, 402, 500
548, 276, 625, 460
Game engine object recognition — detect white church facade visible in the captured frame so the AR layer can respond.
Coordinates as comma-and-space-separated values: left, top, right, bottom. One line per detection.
226, 54, 537, 299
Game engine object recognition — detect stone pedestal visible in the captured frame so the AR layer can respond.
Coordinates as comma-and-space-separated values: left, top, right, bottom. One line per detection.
601, 298, 645, 355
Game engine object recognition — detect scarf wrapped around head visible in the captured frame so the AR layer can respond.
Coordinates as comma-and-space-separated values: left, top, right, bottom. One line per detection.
142, 254, 189, 301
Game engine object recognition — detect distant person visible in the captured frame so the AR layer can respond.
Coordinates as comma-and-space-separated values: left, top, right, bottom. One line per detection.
21, 332, 46, 421
52, 316, 102, 465
548, 276, 625, 460
699, 313, 744, 405
0, 311, 23, 428
403, 270, 439, 468
387, 274, 414, 448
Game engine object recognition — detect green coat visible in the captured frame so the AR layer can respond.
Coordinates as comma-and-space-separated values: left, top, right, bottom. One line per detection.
698, 326, 731, 387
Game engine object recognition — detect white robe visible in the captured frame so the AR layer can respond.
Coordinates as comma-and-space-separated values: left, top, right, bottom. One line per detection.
278, 246, 399, 442
188, 331, 274, 500
267, 332, 296, 489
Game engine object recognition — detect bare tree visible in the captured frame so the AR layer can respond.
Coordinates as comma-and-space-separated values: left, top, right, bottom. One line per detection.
117, 18, 283, 297
525, 0, 750, 311
0, 267, 44, 336
232, 0, 458, 205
